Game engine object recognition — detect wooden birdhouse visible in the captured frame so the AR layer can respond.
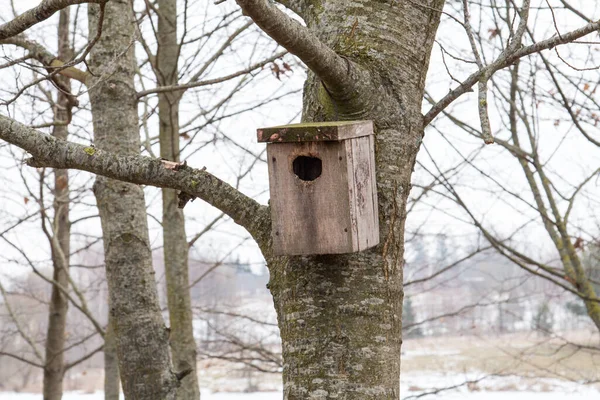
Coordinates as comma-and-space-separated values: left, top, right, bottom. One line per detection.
257, 120, 379, 256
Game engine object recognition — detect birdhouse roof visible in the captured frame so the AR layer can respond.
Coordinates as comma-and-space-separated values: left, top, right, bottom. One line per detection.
257, 120, 373, 143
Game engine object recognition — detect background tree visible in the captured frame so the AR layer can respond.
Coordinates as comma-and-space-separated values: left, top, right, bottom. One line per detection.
417, 0, 600, 336
88, 1, 182, 397
402, 297, 422, 339
42, 9, 75, 399
1, 0, 600, 399
533, 302, 554, 336
0, 6, 104, 398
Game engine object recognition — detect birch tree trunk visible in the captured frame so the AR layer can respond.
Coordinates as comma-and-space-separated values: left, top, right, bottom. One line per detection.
43, 9, 72, 400
260, 2, 445, 398
88, 1, 179, 398
156, 0, 200, 398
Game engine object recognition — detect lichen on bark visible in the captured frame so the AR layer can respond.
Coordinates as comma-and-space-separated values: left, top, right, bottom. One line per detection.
260, 1, 445, 398
88, 1, 179, 399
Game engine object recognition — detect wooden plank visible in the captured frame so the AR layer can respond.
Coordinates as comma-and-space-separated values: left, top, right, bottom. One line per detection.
257, 120, 373, 143
349, 135, 379, 251
268, 141, 354, 255
344, 139, 360, 251
368, 134, 380, 247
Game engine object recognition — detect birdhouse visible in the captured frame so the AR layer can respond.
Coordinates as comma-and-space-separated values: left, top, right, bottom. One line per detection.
257, 120, 379, 256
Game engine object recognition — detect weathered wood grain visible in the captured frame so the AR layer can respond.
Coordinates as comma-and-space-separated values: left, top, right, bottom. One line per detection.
258, 120, 373, 143
347, 135, 379, 251
266, 129, 379, 255
269, 141, 353, 255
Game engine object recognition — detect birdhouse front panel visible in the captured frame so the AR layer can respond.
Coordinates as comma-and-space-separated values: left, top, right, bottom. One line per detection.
258, 121, 379, 256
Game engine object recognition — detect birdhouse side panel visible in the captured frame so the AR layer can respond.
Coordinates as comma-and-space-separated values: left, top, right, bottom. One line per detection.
267, 142, 354, 255
346, 135, 379, 251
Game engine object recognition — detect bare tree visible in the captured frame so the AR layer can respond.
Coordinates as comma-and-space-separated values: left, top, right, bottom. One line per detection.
0, 7, 105, 395
418, 0, 600, 337
87, 1, 181, 398
154, 0, 201, 396
43, 9, 75, 399
2, 0, 600, 398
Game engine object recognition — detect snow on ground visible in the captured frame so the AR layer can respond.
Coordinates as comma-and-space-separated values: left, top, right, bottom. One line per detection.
1, 375, 598, 400
0, 390, 281, 400
2, 363, 599, 399
399, 372, 599, 399
0, 388, 597, 399
405, 392, 598, 400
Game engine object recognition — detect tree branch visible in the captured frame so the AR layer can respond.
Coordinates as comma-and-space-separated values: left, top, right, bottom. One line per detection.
136, 50, 287, 98
232, 0, 364, 99
0, 115, 270, 243
0, 35, 88, 83
0, 351, 44, 369
0, 281, 44, 362
462, 0, 494, 144
0, 0, 107, 40
424, 17, 600, 126
64, 344, 104, 370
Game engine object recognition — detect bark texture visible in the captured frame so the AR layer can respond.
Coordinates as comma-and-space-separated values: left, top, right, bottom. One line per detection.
43, 9, 72, 400
1, 1, 444, 398
263, 2, 445, 398
88, 2, 178, 399
103, 317, 120, 400
157, 0, 200, 398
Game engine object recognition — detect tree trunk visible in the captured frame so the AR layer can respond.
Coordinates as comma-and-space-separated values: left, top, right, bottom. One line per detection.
88, 1, 178, 398
103, 316, 120, 400
157, 0, 200, 398
264, 2, 444, 398
43, 8, 72, 400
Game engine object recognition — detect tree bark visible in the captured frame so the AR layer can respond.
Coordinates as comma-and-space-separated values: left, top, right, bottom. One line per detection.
263, 2, 444, 398
103, 316, 120, 400
88, 1, 178, 399
1, 1, 443, 398
156, 0, 200, 398
43, 8, 72, 400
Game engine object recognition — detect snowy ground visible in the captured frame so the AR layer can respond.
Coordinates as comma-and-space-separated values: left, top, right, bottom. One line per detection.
1, 374, 598, 400
3, 333, 598, 399
1, 388, 597, 400
0, 391, 279, 400
399, 372, 599, 399
0, 391, 280, 400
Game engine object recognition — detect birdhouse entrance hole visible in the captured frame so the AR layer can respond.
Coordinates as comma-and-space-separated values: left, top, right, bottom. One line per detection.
293, 156, 322, 181
257, 120, 379, 255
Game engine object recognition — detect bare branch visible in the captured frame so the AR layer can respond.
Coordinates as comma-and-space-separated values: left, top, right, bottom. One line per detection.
232, 0, 365, 98
0, 0, 108, 93
462, 0, 494, 144
508, 0, 531, 54
188, 213, 225, 248
0, 35, 87, 83
0, 0, 107, 40
404, 245, 491, 287
137, 50, 287, 98
424, 17, 600, 126
64, 344, 104, 370
0, 281, 44, 361
0, 115, 270, 244
0, 351, 44, 369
